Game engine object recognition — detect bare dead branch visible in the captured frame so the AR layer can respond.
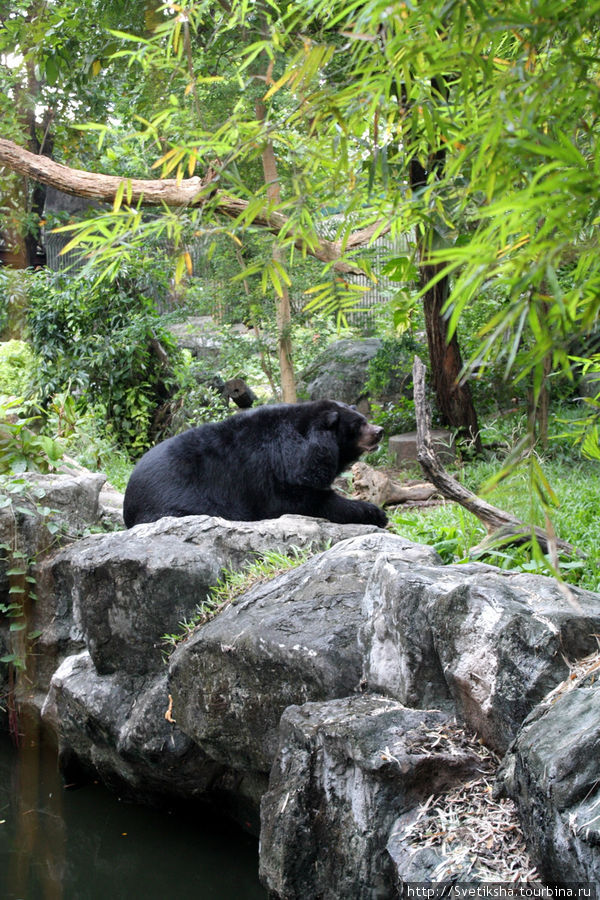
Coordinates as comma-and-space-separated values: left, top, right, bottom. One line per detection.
412, 355, 580, 558
351, 461, 438, 506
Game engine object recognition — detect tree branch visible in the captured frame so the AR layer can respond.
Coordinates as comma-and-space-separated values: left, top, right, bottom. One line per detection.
412, 355, 581, 558
0, 136, 387, 274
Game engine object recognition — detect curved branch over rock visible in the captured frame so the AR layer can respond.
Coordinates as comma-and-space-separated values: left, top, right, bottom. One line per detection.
412, 355, 580, 559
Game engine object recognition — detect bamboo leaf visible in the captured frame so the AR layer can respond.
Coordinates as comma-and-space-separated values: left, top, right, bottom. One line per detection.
113, 180, 126, 213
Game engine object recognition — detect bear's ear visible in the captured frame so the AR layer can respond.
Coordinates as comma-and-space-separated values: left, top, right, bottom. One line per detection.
322, 408, 339, 428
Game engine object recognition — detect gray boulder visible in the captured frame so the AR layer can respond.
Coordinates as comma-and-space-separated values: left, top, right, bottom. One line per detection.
1, 470, 108, 700
166, 316, 224, 361
41, 651, 233, 807
4, 478, 599, 889
499, 674, 600, 883
259, 695, 483, 900
1, 470, 106, 599
168, 533, 440, 773
50, 514, 383, 677
299, 338, 382, 405
361, 558, 600, 752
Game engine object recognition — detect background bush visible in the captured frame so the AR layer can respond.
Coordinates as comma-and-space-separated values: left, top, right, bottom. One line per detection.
0, 340, 35, 398
26, 269, 180, 454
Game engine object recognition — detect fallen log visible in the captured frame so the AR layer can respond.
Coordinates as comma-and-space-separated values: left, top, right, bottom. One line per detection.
412, 355, 581, 559
351, 462, 438, 507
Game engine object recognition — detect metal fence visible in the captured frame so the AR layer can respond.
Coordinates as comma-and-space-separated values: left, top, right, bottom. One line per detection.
43, 199, 411, 327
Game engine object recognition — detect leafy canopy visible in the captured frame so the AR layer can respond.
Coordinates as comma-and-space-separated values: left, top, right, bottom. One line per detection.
5, 0, 600, 402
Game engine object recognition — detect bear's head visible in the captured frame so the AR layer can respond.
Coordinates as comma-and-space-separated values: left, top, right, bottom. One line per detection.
319, 401, 383, 469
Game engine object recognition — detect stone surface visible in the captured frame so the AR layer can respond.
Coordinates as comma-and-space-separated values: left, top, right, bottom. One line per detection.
499, 676, 600, 884
259, 695, 483, 900
0, 471, 106, 602
166, 316, 224, 361
3, 484, 600, 890
0, 470, 108, 699
361, 559, 600, 752
168, 532, 440, 773
41, 650, 266, 824
59, 457, 124, 527
51, 514, 383, 677
299, 338, 383, 405
389, 430, 455, 466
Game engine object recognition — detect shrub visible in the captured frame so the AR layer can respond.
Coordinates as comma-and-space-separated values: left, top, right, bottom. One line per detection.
0, 398, 63, 474
0, 340, 35, 398
365, 334, 426, 432
168, 353, 234, 433
0, 268, 30, 340
27, 270, 180, 454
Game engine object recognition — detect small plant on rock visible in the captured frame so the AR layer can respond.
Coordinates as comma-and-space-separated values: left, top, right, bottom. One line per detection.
162, 544, 322, 653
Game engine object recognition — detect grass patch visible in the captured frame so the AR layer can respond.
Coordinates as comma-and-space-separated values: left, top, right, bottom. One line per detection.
162, 544, 322, 652
388, 452, 600, 591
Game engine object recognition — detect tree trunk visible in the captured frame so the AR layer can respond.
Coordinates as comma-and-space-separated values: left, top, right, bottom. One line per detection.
410, 149, 482, 453
256, 100, 296, 403
421, 258, 483, 452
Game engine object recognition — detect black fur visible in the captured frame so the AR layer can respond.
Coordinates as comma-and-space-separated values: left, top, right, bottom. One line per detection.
123, 400, 387, 528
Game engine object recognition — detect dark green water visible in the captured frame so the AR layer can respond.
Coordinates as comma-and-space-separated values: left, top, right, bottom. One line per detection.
0, 733, 267, 900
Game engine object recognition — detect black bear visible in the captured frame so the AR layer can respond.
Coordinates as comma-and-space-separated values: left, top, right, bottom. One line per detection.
123, 400, 387, 528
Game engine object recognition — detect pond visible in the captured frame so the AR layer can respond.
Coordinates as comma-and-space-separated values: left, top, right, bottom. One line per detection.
0, 730, 267, 900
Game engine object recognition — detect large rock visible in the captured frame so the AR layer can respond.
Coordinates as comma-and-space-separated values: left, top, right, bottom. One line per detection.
4, 481, 600, 889
299, 338, 382, 405
49, 515, 383, 677
499, 672, 600, 884
41, 651, 241, 809
165, 316, 224, 361
259, 695, 483, 900
0, 470, 106, 601
168, 533, 440, 773
1, 471, 108, 701
361, 558, 600, 752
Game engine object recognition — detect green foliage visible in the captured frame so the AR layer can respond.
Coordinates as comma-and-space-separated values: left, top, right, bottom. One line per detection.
389, 435, 600, 591
26, 269, 180, 454
369, 397, 417, 436
364, 335, 425, 432
0, 340, 35, 398
168, 354, 234, 432
39, 395, 133, 491
0, 269, 30, 340
4, 0, 600, 538
0, 269, 9, 338
163, 311, 353, 406
390, 507, 484, 566
365, 336, 419, 398
558, 354, 600, 460
0, 399, 64, 474
0, 477, 60, 670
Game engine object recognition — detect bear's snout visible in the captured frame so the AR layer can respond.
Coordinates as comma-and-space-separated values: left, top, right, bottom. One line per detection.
358, 423, 384, 452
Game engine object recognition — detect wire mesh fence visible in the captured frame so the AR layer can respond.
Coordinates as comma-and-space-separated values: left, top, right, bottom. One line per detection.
42, 200, 411, 328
